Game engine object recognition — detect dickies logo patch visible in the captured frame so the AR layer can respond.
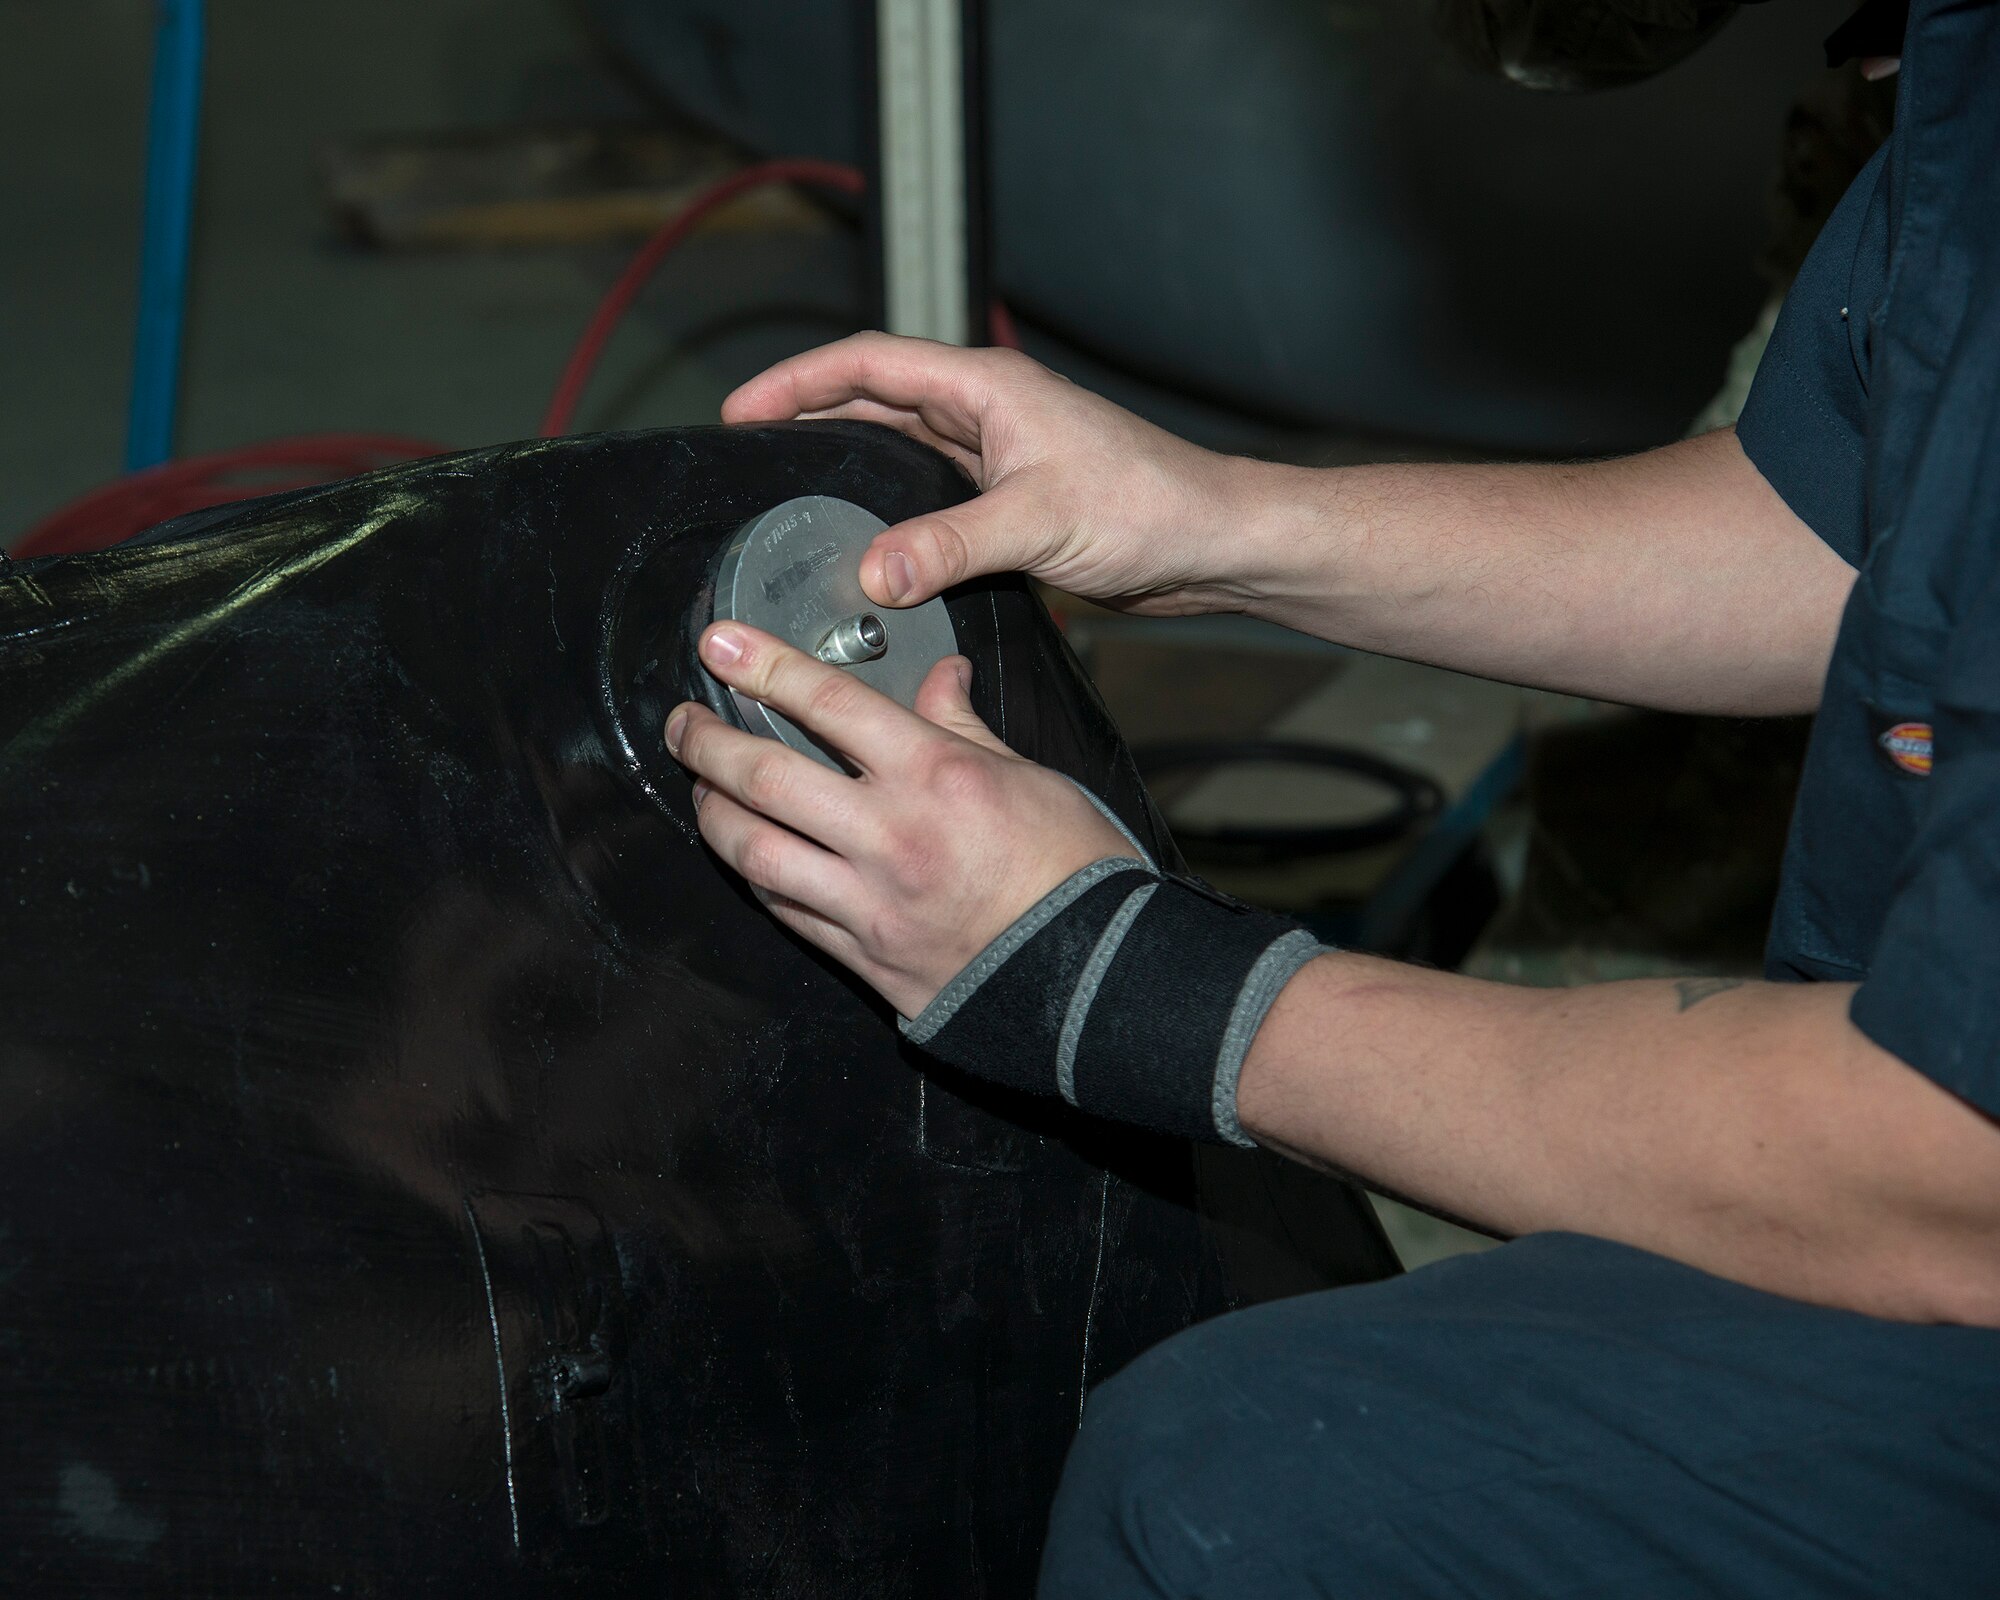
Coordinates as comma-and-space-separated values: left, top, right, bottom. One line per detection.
1877, 720, 1934, 777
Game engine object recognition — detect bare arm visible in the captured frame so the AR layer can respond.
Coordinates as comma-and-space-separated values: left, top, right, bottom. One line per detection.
666, 616, 2000, 1331
1238, 956, 2000, 1325
726, 337, 1855, 715
1219, 428, 1855, 714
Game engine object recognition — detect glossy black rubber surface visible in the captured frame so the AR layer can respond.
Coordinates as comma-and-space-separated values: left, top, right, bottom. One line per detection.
0, 422, 1395, 1595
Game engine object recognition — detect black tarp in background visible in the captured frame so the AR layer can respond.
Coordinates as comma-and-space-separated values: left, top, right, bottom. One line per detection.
584, 0, 1853, 452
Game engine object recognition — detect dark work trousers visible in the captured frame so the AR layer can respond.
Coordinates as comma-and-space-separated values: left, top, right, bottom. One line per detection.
1039, 1233, 2000, 1598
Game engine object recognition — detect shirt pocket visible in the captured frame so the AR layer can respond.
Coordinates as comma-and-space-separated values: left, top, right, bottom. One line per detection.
1773, 581, 1946, 976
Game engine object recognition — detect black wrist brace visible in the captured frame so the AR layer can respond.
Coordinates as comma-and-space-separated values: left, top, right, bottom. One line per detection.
901, 798, 1325, 1146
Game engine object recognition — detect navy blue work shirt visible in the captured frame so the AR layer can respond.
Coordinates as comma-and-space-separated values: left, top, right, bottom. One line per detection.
1737, 0, 2000, 1118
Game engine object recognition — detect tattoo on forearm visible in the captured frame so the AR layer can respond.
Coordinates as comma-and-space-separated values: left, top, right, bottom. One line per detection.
1674, 976, 1748, 1012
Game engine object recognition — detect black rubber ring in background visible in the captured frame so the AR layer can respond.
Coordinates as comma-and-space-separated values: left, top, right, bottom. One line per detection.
1130, 739, 1445, 860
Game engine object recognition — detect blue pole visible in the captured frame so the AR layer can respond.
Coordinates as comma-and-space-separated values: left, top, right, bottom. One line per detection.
124, 0, 206, 472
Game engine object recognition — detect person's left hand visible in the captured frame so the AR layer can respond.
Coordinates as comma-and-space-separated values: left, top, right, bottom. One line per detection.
665, 622, 1132, 1019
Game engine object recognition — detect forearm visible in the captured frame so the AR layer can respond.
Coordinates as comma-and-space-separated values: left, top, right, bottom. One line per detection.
1215, 428, 1855, 714
1236, 956, 2000, 1324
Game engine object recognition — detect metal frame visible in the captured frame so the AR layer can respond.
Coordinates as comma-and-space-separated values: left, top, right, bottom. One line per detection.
872, 0, 987, 344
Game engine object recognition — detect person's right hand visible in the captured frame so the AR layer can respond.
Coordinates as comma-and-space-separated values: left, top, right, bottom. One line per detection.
722, 332, 1250, 616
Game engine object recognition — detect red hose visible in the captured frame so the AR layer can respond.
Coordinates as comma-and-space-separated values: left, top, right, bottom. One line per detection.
18, 155, 1020, 558
11, 433, 447, 559
539, 158, 869, 438
540, 155, 1021, 436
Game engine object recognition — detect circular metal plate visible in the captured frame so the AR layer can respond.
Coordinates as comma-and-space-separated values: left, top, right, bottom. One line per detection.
709, 495, 959, 770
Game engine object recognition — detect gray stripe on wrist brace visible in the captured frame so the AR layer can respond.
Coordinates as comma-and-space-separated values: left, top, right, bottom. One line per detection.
1210, 927, 1324, 1145
904, 837, 1325, 1145
1055, 879, 1159, 1106
1059, 773, 1157, 866
902, 854, 1150, 1047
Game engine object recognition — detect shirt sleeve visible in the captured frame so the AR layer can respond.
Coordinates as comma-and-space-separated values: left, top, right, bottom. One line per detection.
1734, 142, 1892, 569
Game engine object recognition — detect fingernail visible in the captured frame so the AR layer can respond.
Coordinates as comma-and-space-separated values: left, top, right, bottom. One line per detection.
954, 659, 972, 694
884, 551, 916, 603
691, 779, 711, 809
703, 627, 745, 667
664, 707, 687, 754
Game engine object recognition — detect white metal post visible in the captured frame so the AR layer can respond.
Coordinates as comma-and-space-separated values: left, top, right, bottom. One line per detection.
876, 0, 973, 345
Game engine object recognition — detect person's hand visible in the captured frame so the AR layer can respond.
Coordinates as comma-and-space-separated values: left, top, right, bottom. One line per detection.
664, 620, 1131, 1019
722, 332, 1250, 617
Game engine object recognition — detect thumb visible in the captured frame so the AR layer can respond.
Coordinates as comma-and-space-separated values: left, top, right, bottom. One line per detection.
914, 657, 1014, 757
860, 481, 1051, 608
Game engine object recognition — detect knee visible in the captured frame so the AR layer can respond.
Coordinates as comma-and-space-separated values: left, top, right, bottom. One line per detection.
1068, 1310, 1262, 1485
1059, 1334, 1206, 1512
1042, 1307, 1338, 1596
